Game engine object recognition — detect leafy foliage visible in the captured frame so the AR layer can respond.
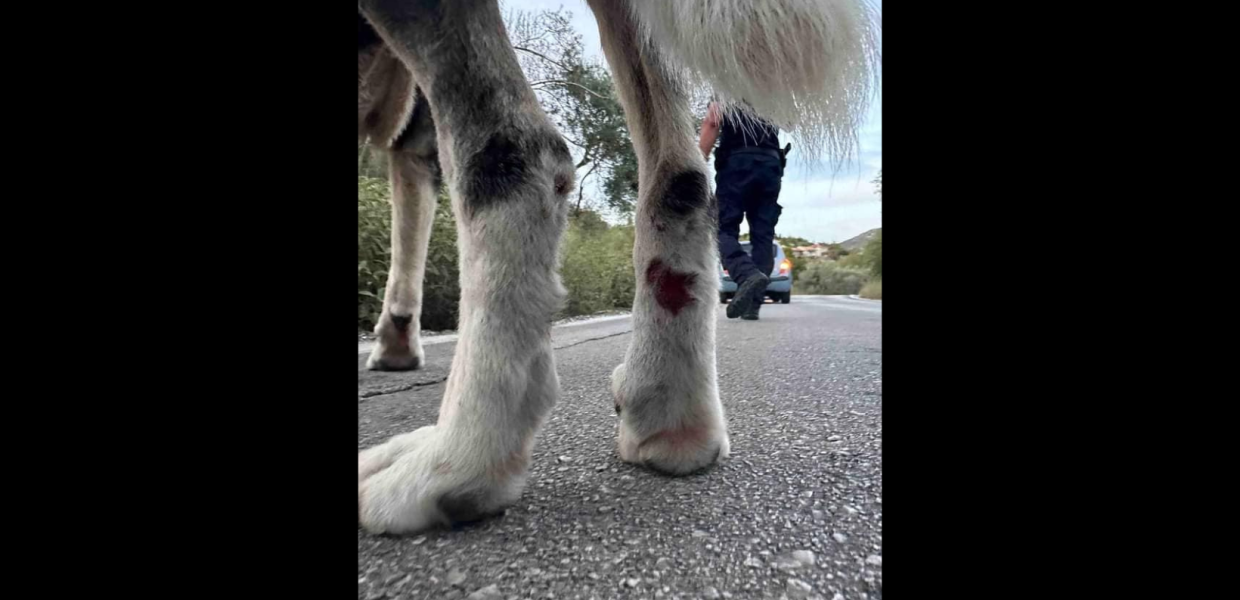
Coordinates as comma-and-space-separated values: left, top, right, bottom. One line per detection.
795, 261, 871, 295
509, 7, 640, 216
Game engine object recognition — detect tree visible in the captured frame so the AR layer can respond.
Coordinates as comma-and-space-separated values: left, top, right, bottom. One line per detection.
507, 8, 640, 217
873, 169, 882, 197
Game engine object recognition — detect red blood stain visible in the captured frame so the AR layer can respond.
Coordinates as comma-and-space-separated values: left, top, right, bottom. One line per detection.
390, 316, 411, 348
645, 259, 696, 316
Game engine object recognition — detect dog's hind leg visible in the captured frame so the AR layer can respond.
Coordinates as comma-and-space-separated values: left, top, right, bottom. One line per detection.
358, 16, 441, 371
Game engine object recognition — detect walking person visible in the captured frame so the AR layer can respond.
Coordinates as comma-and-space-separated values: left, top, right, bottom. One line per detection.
699, 100, 789, 320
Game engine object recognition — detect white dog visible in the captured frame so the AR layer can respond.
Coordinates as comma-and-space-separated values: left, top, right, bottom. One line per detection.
357, 0, 879, 534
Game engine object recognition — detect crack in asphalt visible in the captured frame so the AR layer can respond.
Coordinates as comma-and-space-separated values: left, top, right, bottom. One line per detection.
358, 377, 450, 400
357, 329, 633, 401
551, 329, 631, 350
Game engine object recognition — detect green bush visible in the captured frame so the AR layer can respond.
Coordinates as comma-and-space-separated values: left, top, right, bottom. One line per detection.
859, 278, 882, 300
786, 249, 810, 283
837, 251, 869, 271
358, 176, 391, 330
832, 230, 883, 276
795, 259, 871, 295
421, 194, 461, 331
863, 230, 882, 277
558, 212, 636, 317
357, 176, 460, 332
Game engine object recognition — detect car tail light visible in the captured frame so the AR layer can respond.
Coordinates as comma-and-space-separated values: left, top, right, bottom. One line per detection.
779, 259, 791, 275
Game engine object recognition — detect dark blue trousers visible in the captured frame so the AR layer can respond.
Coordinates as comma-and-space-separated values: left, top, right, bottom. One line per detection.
716, 150, 783, 285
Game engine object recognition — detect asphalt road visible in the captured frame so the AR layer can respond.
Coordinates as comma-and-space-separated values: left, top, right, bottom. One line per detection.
358, 295, 882, 600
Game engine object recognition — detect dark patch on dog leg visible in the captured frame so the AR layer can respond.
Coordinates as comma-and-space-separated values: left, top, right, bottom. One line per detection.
390, 314, 413, 333
662, 170, 709, 216
645, 259, 698, 316
386, 313, 411, 352
463, 131, 532, 216
436, 490, 492, 525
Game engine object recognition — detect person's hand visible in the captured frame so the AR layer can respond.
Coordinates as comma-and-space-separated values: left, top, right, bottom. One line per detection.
698, 101, 721, 161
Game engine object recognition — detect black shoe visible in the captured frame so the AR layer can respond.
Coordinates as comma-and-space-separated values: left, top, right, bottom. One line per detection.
727, 274, 769, 319
741, 300, 762, 320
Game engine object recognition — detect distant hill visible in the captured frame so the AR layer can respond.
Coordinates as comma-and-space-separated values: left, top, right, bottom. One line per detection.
840, 228, 880, 251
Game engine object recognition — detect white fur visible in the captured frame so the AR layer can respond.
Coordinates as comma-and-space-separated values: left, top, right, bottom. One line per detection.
628, 0, 880, 163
